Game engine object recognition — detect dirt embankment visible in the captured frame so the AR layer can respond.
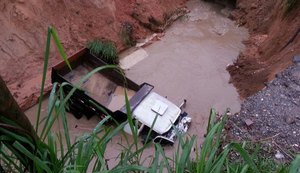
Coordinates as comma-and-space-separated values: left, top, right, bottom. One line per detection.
0, 0, 187, 110
228, 0, 300, 98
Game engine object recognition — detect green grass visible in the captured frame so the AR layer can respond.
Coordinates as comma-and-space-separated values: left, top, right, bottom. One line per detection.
0, 26, 300, 172
87, 39, 119, 64
227, 142, 291, 173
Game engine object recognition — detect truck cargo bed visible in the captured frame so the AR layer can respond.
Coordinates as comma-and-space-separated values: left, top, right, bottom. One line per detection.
51, 48, 153, 121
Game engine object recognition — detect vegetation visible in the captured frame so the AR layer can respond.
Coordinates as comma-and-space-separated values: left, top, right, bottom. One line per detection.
284, 0, 299, 15
120, 22, 136, 47
227, 142, 291, 173
87, 39, 119, 64
0, 26, 300, 172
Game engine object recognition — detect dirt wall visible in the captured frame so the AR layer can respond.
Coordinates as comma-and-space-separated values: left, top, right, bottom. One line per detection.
228, 0, 300, 98
0, 0, 187, 110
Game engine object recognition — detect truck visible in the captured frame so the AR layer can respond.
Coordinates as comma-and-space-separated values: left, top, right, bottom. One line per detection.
51, 48, 191, 145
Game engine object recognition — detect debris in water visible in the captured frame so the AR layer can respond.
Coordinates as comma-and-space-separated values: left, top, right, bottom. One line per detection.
275, 151, 285, 159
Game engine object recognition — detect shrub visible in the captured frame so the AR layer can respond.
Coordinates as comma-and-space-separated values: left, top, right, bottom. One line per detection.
120, 22, 136, 47
87, 39, 119, 64
284, 0, 298, 15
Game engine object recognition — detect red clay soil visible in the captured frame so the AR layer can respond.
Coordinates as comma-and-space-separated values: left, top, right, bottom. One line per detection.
0, 0, 187, 110
228, 0, 300, 98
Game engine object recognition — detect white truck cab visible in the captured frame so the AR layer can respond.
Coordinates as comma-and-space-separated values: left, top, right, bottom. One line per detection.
124, 91, 191, 145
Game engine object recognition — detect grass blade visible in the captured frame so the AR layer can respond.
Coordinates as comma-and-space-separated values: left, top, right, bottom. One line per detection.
229, 143, 260, 173
35, 27, 51, 132
289, 155, 300, 173
50, 27, 71, 70
13, 141, 52, 173
59, 88, 71, 150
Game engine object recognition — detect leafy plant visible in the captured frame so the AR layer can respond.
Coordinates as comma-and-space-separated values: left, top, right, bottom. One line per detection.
87, 39, 119, 64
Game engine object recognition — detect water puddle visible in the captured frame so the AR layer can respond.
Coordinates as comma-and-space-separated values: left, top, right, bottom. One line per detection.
121, 0, 248, 143
25, 98, 101, 142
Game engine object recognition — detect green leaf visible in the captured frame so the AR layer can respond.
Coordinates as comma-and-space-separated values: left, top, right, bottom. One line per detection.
0, 149, 24, 172
35, 26, 51, 132
289, 155, 300, 173
13, 141, 52, 173
59, 88, 71, 150
240, 164, 249, 173
50, 27, 72, 70
230, 143, 260, 173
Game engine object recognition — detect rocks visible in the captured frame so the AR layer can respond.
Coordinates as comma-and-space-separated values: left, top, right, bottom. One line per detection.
244, 119, 253, 126
285, 116, 295, 124
293, 55, 300, 65
229, 65, 300, 153
292, 69, 300, 79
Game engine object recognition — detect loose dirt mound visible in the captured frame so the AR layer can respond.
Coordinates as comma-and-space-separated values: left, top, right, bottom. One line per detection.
228, 0, 300, 98
0, 0, 187, 110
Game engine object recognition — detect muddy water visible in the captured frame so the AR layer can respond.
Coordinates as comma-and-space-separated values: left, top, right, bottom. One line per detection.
25, 0, 248, 168
25, 98, 101, 142
121, 0, 248, 143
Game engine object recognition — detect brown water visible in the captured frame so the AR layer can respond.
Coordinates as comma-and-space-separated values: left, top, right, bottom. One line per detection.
121, 0, 248, 144
25, 0, 248, 168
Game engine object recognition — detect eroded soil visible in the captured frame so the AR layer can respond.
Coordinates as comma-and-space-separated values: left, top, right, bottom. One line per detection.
224, 0, 300, 159
0, 0, 187, 110
228, 0, 300, 98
